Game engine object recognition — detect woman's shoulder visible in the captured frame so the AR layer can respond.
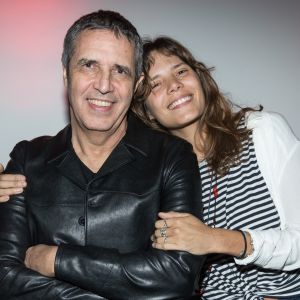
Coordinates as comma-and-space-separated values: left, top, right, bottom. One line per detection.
246, 111, 297, 142
246, 110, 285, 127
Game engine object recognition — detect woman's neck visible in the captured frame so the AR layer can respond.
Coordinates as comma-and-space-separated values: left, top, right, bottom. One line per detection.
170, 122, 205, 162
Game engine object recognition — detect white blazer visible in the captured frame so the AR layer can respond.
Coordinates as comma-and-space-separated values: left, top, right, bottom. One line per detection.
235, 111, 300, 270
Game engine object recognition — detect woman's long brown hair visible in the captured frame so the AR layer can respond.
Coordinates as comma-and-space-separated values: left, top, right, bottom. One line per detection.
132, 37, 260, 176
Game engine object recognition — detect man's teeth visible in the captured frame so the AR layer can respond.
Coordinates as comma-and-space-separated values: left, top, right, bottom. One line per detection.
168, 96, 191, 110
88, 99, 112, 107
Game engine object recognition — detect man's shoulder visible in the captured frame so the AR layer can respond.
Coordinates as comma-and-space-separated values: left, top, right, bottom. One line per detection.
147, 127, 190, 147
126, 114, 192, 153
10, 126, 70, 161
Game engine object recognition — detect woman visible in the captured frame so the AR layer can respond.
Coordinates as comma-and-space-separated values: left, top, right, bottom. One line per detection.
132, 37, 300, 299
1, 37, 300, 299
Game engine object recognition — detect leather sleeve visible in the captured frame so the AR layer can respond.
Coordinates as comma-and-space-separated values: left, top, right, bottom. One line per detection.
0, 142, 104, 300
55, 141, 204, 299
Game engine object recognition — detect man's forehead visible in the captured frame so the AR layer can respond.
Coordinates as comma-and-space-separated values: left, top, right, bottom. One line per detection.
76, 28, 133, 47
69, 29, 136, 75
73, 29, 134, 57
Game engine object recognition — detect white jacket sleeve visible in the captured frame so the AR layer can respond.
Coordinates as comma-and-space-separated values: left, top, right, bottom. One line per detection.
235, 111, 300, 270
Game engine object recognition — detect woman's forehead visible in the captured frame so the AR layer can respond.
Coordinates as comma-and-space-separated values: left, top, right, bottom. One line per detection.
149, 52, 185, 74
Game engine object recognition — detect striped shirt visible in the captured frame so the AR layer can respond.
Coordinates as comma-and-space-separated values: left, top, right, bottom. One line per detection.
198, 123, 300, 299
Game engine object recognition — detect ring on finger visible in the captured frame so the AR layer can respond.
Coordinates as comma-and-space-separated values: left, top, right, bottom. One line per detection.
160, 227, 167, 238
163, 220, 168, 228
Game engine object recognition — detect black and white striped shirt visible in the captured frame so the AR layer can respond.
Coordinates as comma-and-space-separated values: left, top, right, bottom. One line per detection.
199, 124, 300, 299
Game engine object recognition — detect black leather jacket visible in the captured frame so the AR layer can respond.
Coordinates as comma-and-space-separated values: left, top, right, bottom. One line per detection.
0, 113, 204, 299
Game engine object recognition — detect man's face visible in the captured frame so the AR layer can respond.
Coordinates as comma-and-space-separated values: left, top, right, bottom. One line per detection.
64, 29, 136, 135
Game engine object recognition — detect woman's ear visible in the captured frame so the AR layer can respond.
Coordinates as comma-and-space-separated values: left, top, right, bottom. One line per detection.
134, 73, 144, 93
134, 73, 155, 121
143, 103, 155, 121
148, 113, 155, 121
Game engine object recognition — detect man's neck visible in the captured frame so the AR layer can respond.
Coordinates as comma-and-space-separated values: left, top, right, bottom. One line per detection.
71, 120, 127, 173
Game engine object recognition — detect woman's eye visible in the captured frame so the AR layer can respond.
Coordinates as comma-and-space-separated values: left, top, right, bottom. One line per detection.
178, 69, 187, 76
151, 82, 161, 90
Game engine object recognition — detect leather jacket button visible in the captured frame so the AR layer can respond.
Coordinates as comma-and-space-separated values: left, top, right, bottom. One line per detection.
88, 199, 97, 207
78, 216, 85, 226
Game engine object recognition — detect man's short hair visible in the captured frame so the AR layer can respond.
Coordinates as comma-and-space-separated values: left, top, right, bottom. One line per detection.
62, 10, 143, 81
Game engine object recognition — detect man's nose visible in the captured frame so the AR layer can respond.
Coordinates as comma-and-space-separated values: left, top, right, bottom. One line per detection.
93, 70, 113, 94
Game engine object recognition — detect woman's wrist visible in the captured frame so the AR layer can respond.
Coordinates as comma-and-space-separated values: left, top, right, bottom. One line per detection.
236, 230, 248, 259
244, 230, 254, 258
209, 228, 254, 257
235, 230, 254, 259
232, 230, 255, 258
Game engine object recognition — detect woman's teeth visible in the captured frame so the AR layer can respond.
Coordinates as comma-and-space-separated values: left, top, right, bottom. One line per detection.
168, 96, 191, 110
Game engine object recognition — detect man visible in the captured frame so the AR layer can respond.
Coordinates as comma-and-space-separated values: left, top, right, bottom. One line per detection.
0, 10, 203, 299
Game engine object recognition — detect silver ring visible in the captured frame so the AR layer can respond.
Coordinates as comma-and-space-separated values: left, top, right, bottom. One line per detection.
160, 227, 167, 238
163, 220, 168, 228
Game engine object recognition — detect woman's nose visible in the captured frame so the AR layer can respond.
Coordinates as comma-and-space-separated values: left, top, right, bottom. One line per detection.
167, 77, 182, 94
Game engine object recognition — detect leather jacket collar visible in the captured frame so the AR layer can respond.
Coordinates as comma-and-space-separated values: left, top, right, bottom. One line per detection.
45, 112, 152, 186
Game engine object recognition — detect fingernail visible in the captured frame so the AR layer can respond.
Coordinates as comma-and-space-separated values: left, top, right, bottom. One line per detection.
16, 188, 23, 193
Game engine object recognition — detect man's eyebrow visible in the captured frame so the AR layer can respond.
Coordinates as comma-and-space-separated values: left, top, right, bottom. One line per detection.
77, 58, 97, 66
150, 62, 186, 81
75, 60, 133, 76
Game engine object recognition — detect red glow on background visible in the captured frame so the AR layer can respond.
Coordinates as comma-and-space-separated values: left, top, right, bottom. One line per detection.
0, 0, 86, 57
0, 0, 88, 110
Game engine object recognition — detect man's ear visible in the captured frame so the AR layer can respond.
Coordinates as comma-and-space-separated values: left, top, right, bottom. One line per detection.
134, 73, 144, 93
63, 67, 68, 87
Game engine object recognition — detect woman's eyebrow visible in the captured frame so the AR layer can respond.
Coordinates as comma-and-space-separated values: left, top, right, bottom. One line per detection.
150, 63, 186, 81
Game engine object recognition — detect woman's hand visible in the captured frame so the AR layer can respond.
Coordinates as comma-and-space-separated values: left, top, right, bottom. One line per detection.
0, 163, 27, 202
152, 211, 216, 255
152, 211, 252, 257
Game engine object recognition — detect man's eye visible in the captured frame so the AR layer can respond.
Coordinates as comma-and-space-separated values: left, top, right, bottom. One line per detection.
117, 67, 125, 74
115, 66, 127, 75
84, 62, 93, 68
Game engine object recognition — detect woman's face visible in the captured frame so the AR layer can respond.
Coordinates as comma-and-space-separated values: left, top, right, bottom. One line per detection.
145, 51, 205, 131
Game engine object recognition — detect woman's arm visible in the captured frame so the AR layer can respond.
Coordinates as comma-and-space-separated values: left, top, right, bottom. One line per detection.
153, 112, 300, 271
0, 163, 26, 202
236, 112, 300, 270
152, 211, 253, 258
